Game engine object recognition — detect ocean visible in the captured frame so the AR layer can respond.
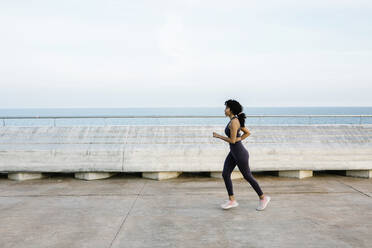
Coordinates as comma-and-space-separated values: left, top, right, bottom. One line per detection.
0, 107, 372, 126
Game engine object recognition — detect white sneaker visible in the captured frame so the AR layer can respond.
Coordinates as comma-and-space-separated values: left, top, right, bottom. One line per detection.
256, 195, 271, 211
221, 200, 239, 210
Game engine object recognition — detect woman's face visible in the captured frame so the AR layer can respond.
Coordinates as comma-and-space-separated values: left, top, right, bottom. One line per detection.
224, 106, 231, 116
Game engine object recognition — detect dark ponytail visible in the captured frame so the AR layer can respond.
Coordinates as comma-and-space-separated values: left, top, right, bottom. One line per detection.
237, 112, 246, 127
224, 99, 246, 127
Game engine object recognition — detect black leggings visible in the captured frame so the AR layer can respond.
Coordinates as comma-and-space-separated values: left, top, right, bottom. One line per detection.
222, 143, 263, 197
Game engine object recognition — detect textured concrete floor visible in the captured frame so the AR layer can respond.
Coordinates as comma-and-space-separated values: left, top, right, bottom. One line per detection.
0, 171, 371, 248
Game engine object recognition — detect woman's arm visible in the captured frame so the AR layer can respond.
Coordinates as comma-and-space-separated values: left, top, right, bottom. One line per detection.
213, 119, 248, 144
216, 134, 242, 143
214, 132, 250, 143
240, 127, 251, 141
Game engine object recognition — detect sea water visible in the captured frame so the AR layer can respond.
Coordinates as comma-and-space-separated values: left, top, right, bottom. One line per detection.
0, 107, 371, 126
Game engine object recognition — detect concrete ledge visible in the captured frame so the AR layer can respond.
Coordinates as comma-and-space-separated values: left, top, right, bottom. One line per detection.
346, 170, 372, 179
1, 125, 372, 173
210, 171, 243, 180
8, 172, 47, 181
142, 172, 182, 180
278, 170, 313, 179
74, 172, 118, 180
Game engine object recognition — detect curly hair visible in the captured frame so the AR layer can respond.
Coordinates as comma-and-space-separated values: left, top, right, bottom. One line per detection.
224, 99, 246, 127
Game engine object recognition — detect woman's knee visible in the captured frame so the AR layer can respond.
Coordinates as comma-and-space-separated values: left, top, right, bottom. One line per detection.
222, 171, 230, 179
243, 172, 254, 181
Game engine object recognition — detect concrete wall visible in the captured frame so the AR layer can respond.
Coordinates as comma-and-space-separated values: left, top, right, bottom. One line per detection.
0, 125, 371, 172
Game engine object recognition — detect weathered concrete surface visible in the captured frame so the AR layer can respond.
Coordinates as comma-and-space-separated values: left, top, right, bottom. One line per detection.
0, 125, 372, 173
346, 169, 372, 178
74, 172, 118, 180
142, 171, 182, 180
0, 172, 371, 248
7, 172, 47, 181
278, 170, 313, 179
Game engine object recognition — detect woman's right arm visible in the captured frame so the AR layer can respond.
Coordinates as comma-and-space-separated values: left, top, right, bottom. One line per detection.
240, 127, 251, 140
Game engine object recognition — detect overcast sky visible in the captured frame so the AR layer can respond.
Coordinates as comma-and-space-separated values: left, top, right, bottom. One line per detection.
1, 0, 371, 108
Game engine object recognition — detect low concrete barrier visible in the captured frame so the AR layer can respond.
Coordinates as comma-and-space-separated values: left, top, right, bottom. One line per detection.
0, 125, 371, 179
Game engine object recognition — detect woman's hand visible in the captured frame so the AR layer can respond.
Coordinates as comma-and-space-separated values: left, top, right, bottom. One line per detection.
213, 132, 220, 138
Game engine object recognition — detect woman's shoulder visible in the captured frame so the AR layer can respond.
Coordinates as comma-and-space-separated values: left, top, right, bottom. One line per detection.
229, 117, 240, 127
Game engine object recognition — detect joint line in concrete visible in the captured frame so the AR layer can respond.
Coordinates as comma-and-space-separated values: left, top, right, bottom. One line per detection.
109, 180, 147, 248
336, 180, 371, 198
121, 126, 130, 172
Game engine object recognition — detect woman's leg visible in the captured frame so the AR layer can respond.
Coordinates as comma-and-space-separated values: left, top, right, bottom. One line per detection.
222, 151, 237, 200
236, 151, 264, 198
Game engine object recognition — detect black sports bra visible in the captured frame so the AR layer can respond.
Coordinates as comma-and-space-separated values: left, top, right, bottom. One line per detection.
224, 116, 241, 139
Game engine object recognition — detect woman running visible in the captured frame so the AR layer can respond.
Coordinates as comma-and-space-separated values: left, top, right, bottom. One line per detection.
213, 99, 271, 210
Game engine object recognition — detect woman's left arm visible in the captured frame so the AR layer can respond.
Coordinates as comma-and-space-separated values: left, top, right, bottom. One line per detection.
213, 119, 240, 144
216, 135, 242, 144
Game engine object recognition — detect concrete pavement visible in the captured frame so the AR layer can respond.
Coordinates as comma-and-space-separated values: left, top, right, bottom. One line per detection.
0, 171, 371, 248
